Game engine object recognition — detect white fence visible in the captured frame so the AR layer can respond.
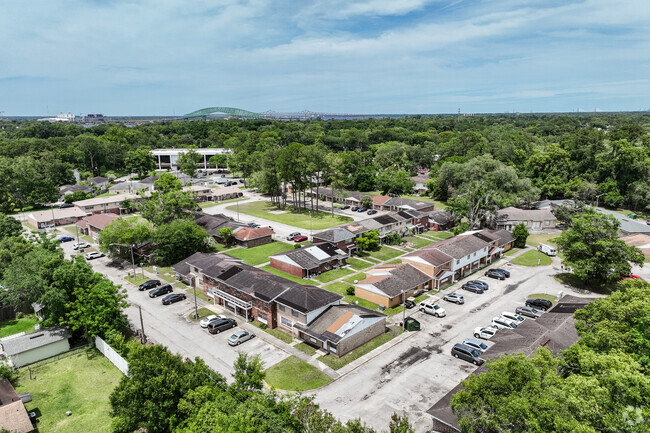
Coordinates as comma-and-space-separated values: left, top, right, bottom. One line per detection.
95, 336, 129, 376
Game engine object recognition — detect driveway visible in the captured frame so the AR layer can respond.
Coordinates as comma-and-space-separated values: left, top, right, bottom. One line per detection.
310, 258, 599, 432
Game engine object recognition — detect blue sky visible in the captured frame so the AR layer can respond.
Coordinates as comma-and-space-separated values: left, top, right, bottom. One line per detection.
1, 0, 649, 115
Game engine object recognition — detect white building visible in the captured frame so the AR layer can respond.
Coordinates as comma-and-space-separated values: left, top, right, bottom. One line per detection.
151, 148, 232, 170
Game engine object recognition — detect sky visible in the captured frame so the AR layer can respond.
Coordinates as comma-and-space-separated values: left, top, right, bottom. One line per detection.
1, 0, 649, 115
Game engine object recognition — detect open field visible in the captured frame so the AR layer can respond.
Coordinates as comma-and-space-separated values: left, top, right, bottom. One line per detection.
264, 356, 332, 391
0, 315, 38, 338
511, 249, 553, 266
15, 350, 123, 433
317, 326, 403, 370
225, 241, 294, 266
226, 201, 353, 230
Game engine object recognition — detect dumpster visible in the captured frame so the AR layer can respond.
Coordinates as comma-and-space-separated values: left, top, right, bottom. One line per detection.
403, 317, 421, 332
627, 213, 637, 219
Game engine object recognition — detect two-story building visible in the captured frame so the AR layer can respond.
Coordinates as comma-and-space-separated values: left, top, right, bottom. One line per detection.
270, 242, 348, 278
354, 263, 432, 308
73, 194, 140, 215
312, 227, 358, 254
76, 213, 120, 241
496, 207, 557, 233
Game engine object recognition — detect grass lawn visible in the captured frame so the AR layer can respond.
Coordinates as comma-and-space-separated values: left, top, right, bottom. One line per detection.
143, 265, 177, 283
226, 200, 353, 230
346, 257, 373, 271
383, 293, 429, 316
425, 231, 453, 239
125, 274, 150, 286
322, 282, 380, 311
264, 356, 332, 391
384, 259, 402, 265
187, 307, 213, 321
226, 241, 294, 266
294, 342, 317, 356
251, 322, 293, 343
368, 246, 404, 261
318, 326, 403, 370
504, 247, 521, 257
185, 287, 211, 303
526, 234, 560, 248
511, 249, 552, 266
16, 350, 123, 433
95, 192, 119, 198
259, 265, 311, 284
314, 267, 354, 283
0, 315, 39, 338
646, 256, 650, 263
528, 293, 557, 304
343, 273, 366, 284
402, 236, 436, 249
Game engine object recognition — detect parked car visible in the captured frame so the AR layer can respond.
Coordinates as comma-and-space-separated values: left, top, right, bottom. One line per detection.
493, 268, 510, 278
491, 316, 518, 329
501, 311, 525, 323
228, 330, 255, 346
462, 283, 485, 294
59, 203, 74, 209
357, 207, 367, 212
463, 338, 489, 353
84, 251, 103, 260
451, 343, 484, 365
287, 232, 301, 241
515, 305, 544, 318
538, 243, 557, 256
443, 293, 465, 304
467, 280, 489, 290
208, 318, 237, 334
138, 279, 161, 291
59, 236, 74, 243
72, 241, 90, 250
525, 298, 553, 311
200, 314, 227, 328
419, 301, 446, 317
485, 269, 505, 280
293, 235, 308, 242
246, 222, 260, 228
404, 297, 416, 309
340, 205, 350, 210
621, 274, 642, 280
149, 284, 173, 298
351, 206, 359, 211
162, 293, 187, 305
367, 209, 378, 215
473, 326, 499, 340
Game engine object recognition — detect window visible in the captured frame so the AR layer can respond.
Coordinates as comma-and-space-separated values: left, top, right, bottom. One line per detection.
292, 309, 299, 317
281, 317, 293, 328
257, 312, 268, 324
263, 302, 269, 308
473, 252, 476, 257
330, 345, 337, 353
279, 304, 285, 312
545, 220, 550, 226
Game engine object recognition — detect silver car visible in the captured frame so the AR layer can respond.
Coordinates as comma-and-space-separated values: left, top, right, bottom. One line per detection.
463, 338, 489, 353
228, 330, 255, 346
515, 306, 544, 318
443, 293, 465, 304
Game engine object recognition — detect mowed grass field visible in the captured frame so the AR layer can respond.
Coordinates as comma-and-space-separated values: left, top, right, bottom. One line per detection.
225, 201, 353, 230
0, 315, 39, 338
511, 249, 553, 266
16, 351, 123, 433
226, 241, 295, 266
264, 356, 332, 391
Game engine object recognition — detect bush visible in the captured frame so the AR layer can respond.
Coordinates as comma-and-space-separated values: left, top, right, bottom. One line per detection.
346, 287, 355, 296
0, 364, 17, 385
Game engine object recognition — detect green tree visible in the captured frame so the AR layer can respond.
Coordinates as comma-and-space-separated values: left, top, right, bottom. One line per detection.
360, 195, 374, 209
355, 230, 380, 251
217, 227, 235, 246
231, 353, 265, 395
125, 145, 155, 178
512, 222, 529, 248
555, 210, 644, 285
387, 414, 415, 433
98, 218, 154, 259
0, 213, 22, 240
64, 190, 91, 203
152, 220, 213, 265
376, 167, 415, 197
178, 149, 201, 179
208, 154, 229, 169
140, 188, 197, 226
154, 172, 183, 193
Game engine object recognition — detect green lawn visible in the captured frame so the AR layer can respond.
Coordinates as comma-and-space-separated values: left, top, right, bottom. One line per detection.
187, 307, 214, 321
314, 267, 354, 283
0, 315, 39, 338
259, 265, 311, 284
425, 231, 453, 239
318, 326, 403, 370
251, 322, 293, 343
15, 350, 123, 433
383, 293, 429, 316
504, 247, 521, 257
185, 286, 211, 303
226, 200, 353, 230
226, 241, 295, 266
510, 249, 552, 266
264, 356, 332, 391
343, 273, 366, 284
322, 282, 380, 311
528, 293, 557, 304
294, 342, 317, 356
367, 246, 404, 261
143, 265, 177, 283
402, 236, 436, 249
526, 234, 560, 248
384, 259, 402, 265
346, 257, 373, 271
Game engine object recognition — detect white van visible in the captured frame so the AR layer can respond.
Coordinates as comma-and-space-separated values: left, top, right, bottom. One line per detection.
538, 243, 557, 256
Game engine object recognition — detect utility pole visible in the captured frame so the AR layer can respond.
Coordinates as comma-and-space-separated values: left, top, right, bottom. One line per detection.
138, 305, 146, 344
192, 284, 199, 320
402, 289, 406, 331
130, 244, 136, 280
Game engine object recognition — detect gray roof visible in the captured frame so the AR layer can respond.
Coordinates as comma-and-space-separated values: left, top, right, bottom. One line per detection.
195, 213, 248, 235
594, 207, 650, 234
433, 235, 490, 259
276, 285, 342, 314
59, 184, 92, 194
313, 227, 356, 243
428, 210, 454, 225
360, 263, 431, 298
496, 207, 556, 222
384, 197, 435, 211
0, 327, 70, 356
403, 248, 453, 266
297, 304, 385, 343
270, 243, 347, 270
89, 176, 108, 185
139, 175, 159, 184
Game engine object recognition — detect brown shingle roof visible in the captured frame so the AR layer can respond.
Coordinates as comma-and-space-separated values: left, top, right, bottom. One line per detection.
233, 226, 273, 241
82, 213, 120, 231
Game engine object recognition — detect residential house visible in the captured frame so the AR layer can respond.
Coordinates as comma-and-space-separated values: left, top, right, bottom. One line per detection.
25, 206, 88, 230
355, 263, 431, 308
0, 327, 70, 368
195, 213, 273, 247
76, 213, 120, 241
312, 227, 358, 254
620, 233, 650, 258
471, 229, 516, 253
594, 208, 650, 235
295, 304, 386, 357
270, 243, 348, 278
183, 185, 216, 202
212, 185, 244, 201
534, 199, 574, 211
73, 193, 139, 215
88, 176, 109, 190
232, 226, 274, 248
58, 184, 92, 201
0, 379, 34, 433
109, 181, 153, 195
496, 207, 557, 232
402, 249, 454, 291
427, 210, 455, 231
172, 252, 342, 331
433, 234, 492, 280
411, 174, 430, 195
139, 175, 159, 184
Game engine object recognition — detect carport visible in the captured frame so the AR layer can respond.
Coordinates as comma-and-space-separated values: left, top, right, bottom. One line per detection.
209, 288, 253, 321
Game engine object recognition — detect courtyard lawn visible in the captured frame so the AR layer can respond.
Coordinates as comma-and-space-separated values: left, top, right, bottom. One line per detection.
425, 231, 454, 239
225, 200, 353, 230
526, 234, 560, 248
314, 267, 354, 283
125, 274, 150, 286
504, 247, 521, 257
15, 350, 123, 433
187, 307, 214, 321
384, 259, 402, 265
322, 282, 379, 311
318, 326, 403, 370
251, 322, 293, 344
511, 249, 552, 266
367, 246, 404, 261
343, 273, 366, 284
294, 342, 317, 357
0, 315, 39, 338
264, 356, 332, 391
226, 242, 295, 266
402, 236, 436, 249
259, 265, 311, 285
143, 265, 177, 283
345, 257, 373, 271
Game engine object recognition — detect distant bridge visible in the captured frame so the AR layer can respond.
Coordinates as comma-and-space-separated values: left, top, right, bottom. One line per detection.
183, 107, 263, 119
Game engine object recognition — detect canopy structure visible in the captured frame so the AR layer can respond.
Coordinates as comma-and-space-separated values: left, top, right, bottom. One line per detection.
183, 107, 263, 119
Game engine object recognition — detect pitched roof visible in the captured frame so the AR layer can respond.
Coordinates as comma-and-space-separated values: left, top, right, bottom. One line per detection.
403, 248, 453, 266
0, 395, 33, 433
59, 184, 92, 194
213, 185, 243, 197
89, 176, 108, 185
384, 197, 434, 211
411, 175, 430, 184
357, 263, 431, 298
313, 227, 356, 243
496, 206, 556, 222
195, 213, 247, 235
276, 285, 342, 314
73, 193, 139, 207
27, 206, 88, 223
233, 226, 273, 241
0, 327, 70, 356
81, 213, 120, 231
431, 235, 490, 259
139, 175, 159, 184
296, 304, 386, 343
428, 210, 454, 225
270, 242, 347, 270
373, 195, 391, 205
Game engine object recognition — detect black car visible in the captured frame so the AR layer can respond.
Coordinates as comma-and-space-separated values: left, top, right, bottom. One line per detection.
138, 279, 161, 291
493, 268, 510, 278
162, 293, 187, 305
485, 269, 506, 280
465, 280, 489, 290
208, 318, 238, 334
59, 203, 74, 209
149, 284, 173, 298
340, 205, 350, 210
357, 207, 367, 212
247, 222, 260, 228
367, 209, 378, 215
351, 206, 359, 211
404, 299, 416, 309
462, 283, 485, 294
525, 298, 553, 311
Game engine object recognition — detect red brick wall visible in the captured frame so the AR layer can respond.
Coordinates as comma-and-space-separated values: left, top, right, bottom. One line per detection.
203, 276, 277, 328
270, 258, 305, 278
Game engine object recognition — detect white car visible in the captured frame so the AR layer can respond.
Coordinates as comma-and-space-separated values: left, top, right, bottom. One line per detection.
200, 314, 227, 328
473, 326, 498, 340
84, 251, 103, 260
419, 301, 446, 317
491, 316, 518, 330
72, 241, 90, 250
501, 311, 525, 323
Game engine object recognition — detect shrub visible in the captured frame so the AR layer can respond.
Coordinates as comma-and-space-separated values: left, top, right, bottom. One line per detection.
346, 287, 355, 296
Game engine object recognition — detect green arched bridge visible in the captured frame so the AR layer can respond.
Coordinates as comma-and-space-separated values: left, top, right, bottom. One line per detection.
183, 107, 263, 119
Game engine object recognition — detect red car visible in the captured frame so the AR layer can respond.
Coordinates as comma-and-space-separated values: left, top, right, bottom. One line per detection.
621, 274, 642, 280
293, 235, 308, 242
